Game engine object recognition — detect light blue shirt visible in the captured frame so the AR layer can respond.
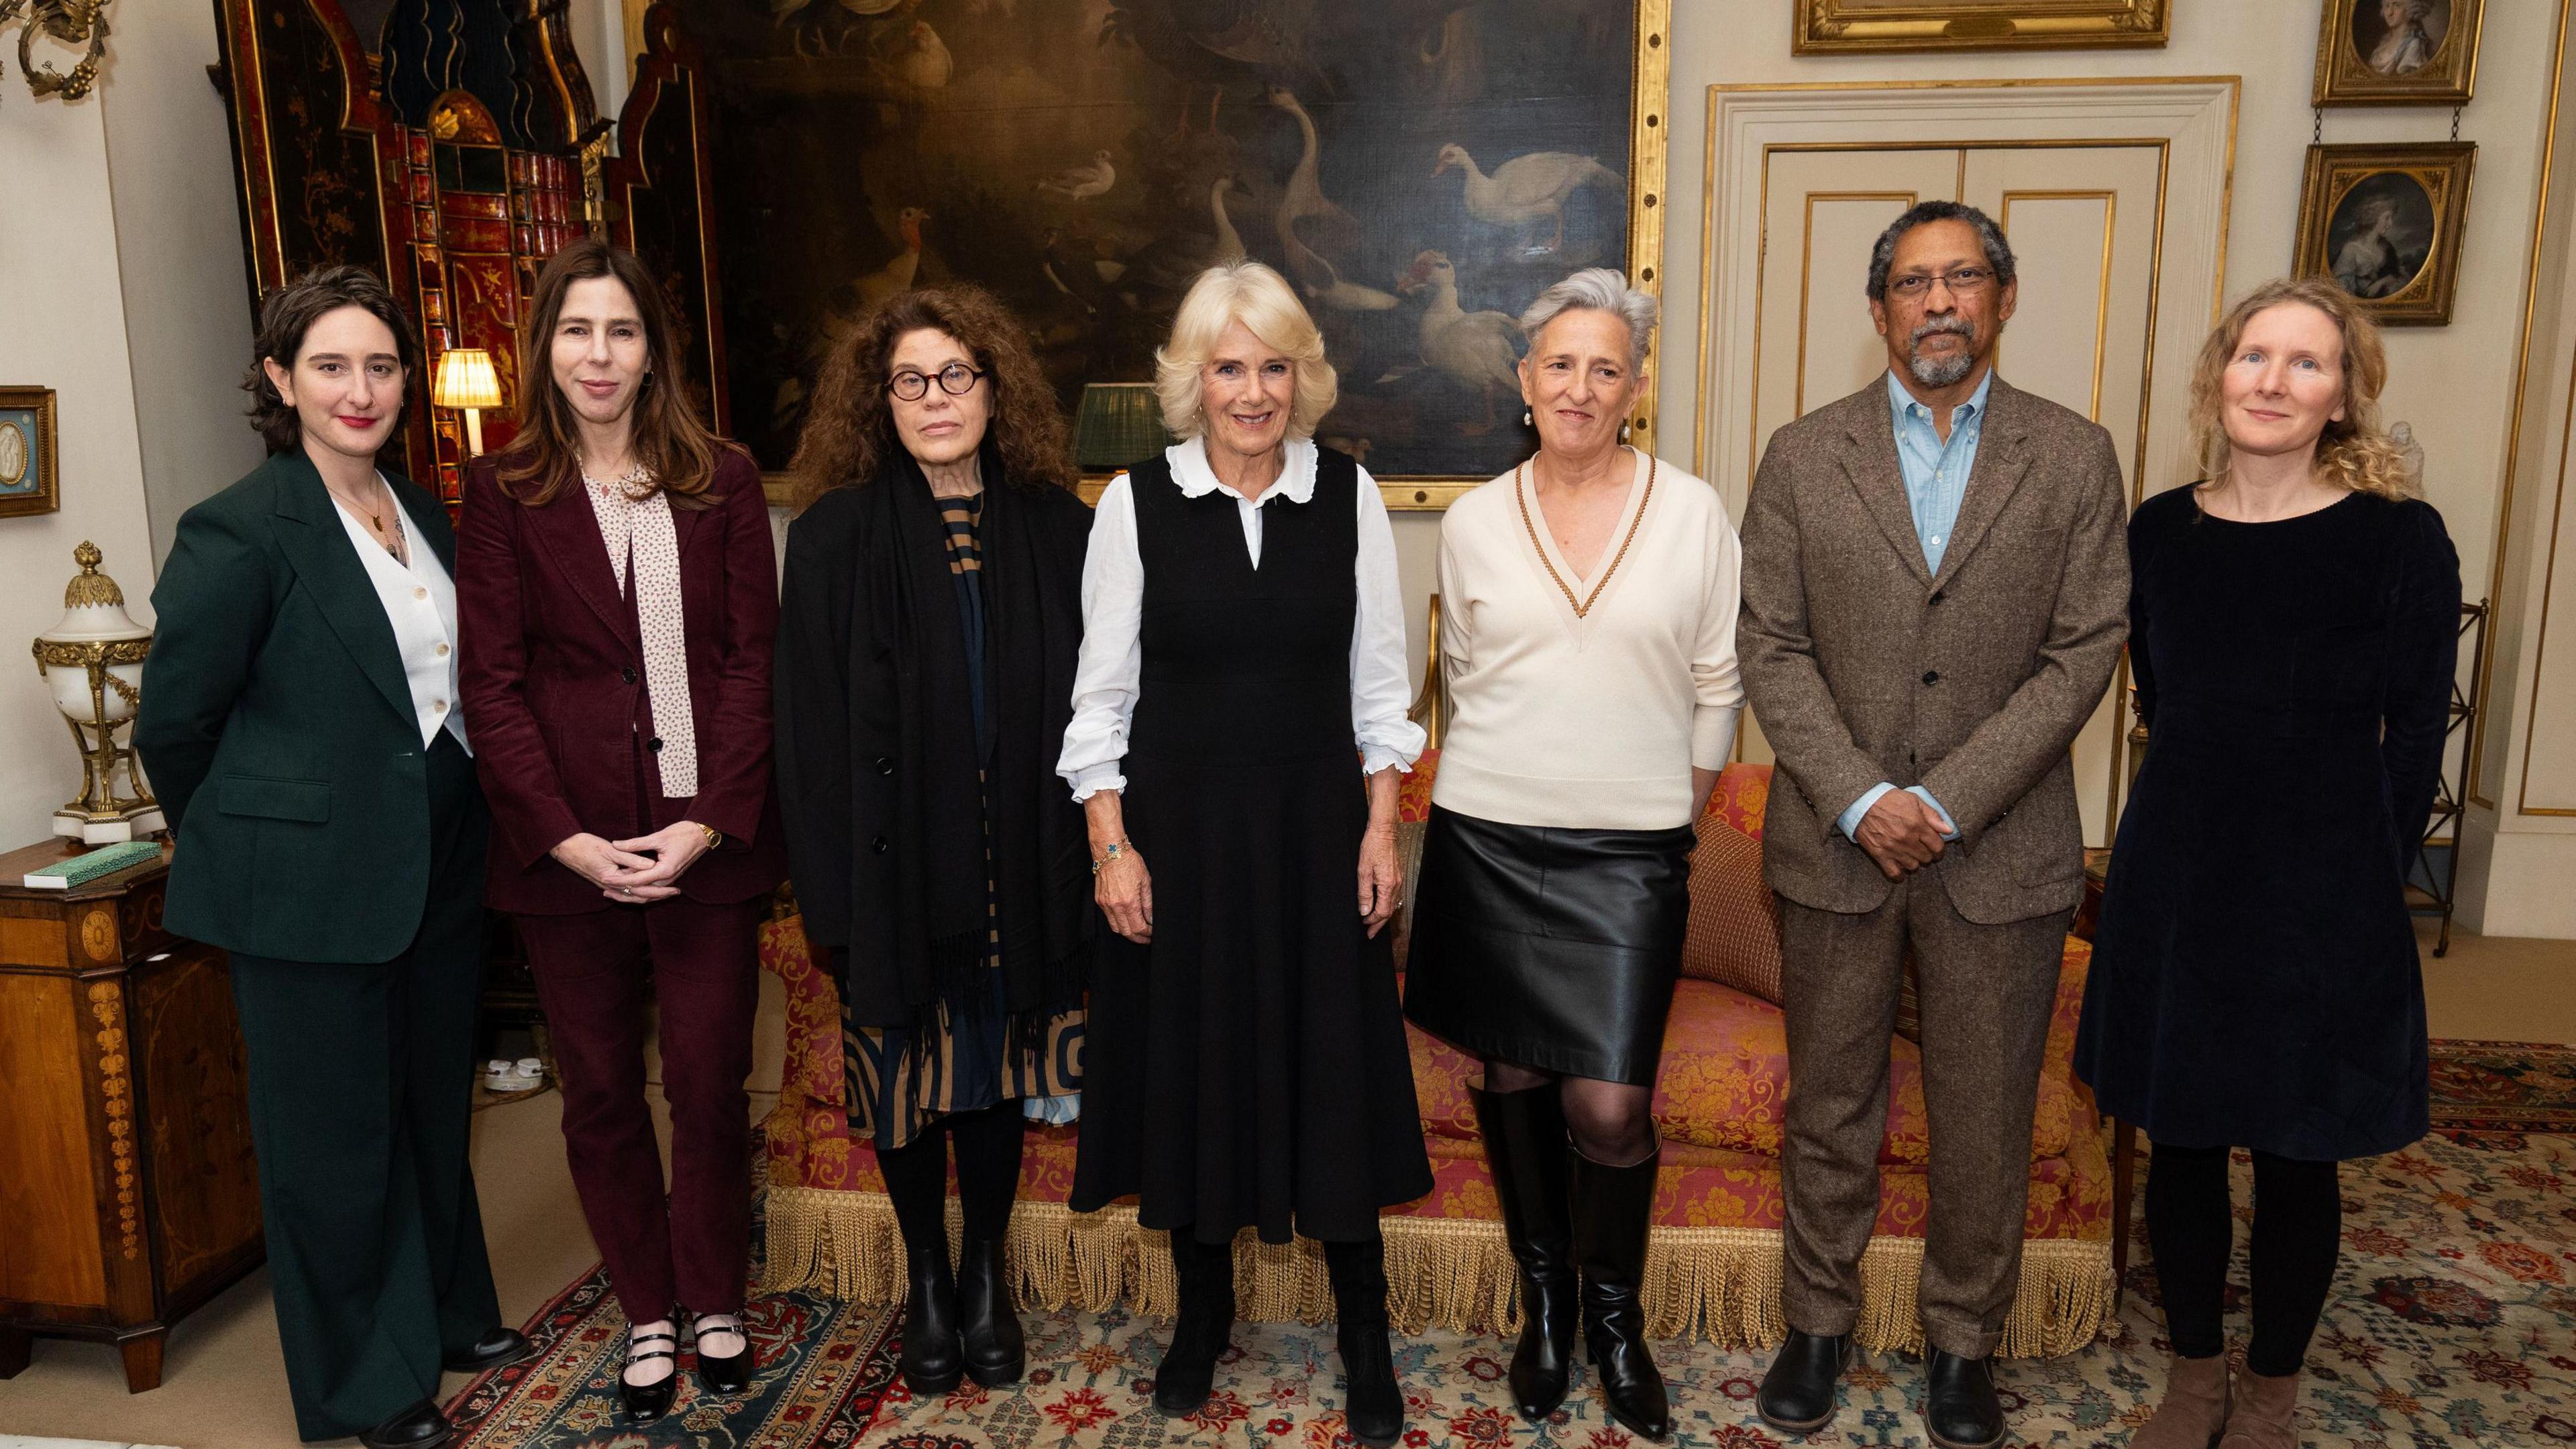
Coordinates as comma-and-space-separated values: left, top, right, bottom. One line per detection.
1834, 369, 1994, 843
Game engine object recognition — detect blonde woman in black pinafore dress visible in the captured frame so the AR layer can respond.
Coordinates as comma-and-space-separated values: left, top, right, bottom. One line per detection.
1059, 262, 1429, 1448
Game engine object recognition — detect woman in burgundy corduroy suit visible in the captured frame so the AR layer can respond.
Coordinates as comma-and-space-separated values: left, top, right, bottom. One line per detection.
455, 240, 784, 1424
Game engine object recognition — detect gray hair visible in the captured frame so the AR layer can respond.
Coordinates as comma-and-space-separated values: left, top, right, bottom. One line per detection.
1518, 268, 1658, 369
1865, 201, 2018, 301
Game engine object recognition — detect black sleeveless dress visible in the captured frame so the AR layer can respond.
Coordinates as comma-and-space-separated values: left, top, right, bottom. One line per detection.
1069, 447, 1433, 1246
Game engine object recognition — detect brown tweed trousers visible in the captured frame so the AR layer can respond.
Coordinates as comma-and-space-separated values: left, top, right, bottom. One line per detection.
1737, 374, 2128, 1358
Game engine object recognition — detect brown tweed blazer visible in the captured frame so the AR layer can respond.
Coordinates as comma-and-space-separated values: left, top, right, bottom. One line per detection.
1737, 374, 2129, 924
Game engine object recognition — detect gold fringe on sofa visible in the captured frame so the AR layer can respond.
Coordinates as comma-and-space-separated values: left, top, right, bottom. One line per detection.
763, 1185, 2110, 1358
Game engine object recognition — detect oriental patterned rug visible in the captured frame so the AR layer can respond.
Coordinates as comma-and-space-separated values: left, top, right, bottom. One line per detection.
2426, 1038, 2576, 1133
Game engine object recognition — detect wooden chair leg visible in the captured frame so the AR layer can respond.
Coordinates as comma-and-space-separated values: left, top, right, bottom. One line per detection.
119, 1330, 165, 1393
2110, 1118, 2139, 1311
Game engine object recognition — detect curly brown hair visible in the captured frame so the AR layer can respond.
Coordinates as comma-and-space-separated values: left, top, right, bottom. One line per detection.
789, 285, 1073, 511
495, 239, 735, 509
2187, 275, 2416, 501
242, 265, 420, 453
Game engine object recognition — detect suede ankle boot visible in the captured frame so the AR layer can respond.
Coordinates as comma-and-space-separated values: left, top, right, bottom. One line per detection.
1474, 1084, 1577, 1422
2216, 1368, 2300, 1449
1323, 1238, 1404, 1447
2131, 1353, 2232, 1449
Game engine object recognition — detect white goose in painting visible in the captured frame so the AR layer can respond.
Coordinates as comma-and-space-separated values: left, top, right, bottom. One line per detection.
1398, 249, 1521, 434
1434, 142, 1622, 254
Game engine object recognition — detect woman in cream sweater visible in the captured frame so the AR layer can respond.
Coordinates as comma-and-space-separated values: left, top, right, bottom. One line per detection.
1404, 268, 1743, 1445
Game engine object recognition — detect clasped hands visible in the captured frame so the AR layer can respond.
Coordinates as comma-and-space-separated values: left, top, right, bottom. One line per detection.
1854, 790, 1955, 883
553, 822, 714, 903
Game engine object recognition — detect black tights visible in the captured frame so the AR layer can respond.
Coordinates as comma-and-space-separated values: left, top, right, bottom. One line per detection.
1485, 1059, 1656, 1165
2145, 1141, 2343, 1377
877, 1102, 1029, 1246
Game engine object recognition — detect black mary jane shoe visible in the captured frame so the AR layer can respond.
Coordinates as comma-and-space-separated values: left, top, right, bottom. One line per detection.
1923, 1349, 2008, 1449
442, 1326, 535, 1375
693, 1311, 754, 1396
358, 1399, 451, 1449
621, 1325, 680, 1424
1756, 1328, 1854, 1435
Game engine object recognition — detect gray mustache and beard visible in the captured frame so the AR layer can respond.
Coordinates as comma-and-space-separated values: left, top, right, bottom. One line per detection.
1906, 315, 1982, 387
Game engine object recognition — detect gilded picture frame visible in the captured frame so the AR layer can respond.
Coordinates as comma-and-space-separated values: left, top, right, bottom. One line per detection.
2314, 0, 2482, 107
675, 0, 1671, 512
0, 386, 61, 521
2294, 142, 2476, 326
1790, 0, 2170, 54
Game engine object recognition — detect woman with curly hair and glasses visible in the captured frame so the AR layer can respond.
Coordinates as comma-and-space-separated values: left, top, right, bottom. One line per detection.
2076, 276, 2461, 1449
774, 284, 1093, 1397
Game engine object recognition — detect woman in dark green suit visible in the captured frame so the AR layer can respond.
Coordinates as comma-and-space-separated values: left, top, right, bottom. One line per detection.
137, 266, 527, 1449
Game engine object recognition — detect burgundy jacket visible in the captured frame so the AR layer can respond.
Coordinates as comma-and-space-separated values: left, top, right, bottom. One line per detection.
456, 450, 786, 914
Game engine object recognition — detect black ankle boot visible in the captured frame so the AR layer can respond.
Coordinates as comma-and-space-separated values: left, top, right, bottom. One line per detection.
1572, 1148, 1671, 1442
899, 1242, 963, 1395
1923, 1348, 2006, 1449
1323, 1238, 1404, 1447
1154, 1233, 1236, 1417
1756, 1328, 1853, 1434
957, 1235, 1026, 1387
1474, 1084, 1577, 1422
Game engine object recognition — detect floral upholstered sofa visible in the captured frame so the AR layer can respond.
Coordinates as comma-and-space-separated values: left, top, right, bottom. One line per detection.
755, 757, 2114, 1355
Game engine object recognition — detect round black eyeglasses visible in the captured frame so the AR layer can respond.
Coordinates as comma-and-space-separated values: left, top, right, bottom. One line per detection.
887, 363, 985, 401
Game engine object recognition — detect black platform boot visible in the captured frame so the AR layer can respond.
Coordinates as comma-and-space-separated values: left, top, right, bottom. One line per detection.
1474, 1084, 1578, 1422
1572, 1148, 1672, 1442
1154, 1233, 1236, 1417
1323, 1237, 1405, 1447
898, 1242, 963, 1396
957, 1235, 1026, 1387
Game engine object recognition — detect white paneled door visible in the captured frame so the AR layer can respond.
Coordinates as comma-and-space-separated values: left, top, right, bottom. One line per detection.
1735, 143, 2171, 847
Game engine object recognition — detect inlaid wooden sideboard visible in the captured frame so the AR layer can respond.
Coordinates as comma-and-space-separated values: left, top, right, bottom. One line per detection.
0, 839, 262, 1393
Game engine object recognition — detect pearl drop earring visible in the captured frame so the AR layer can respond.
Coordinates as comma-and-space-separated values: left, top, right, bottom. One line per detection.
1522, 409, 1533, 427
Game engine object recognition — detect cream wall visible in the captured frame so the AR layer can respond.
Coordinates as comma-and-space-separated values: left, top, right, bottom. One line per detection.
0, 89, 160, 841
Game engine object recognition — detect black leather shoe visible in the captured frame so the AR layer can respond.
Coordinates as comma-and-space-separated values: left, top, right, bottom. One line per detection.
1923, 1349, 2007, 1449
358, 1400, 450, 1449
693, 1311, 753, 1396
1474, 1084, 1577, 1423
1153, 1234, 1235, 1417
900, 1244, 964, 1395
957, 1236, 1026, 1387
1572, 1148, 1672, 1442
621, 1325, 679, 1424
442, 1326, 534, 1375
1756, 1328, 1853, 1434
1324, 1238, 1405, 1447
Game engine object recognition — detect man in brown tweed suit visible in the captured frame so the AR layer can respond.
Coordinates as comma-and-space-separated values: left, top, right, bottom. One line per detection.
1737, 201, 2128, 1449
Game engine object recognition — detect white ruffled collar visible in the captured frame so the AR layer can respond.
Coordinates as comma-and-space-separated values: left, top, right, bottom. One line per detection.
1164, 433, 1318, 506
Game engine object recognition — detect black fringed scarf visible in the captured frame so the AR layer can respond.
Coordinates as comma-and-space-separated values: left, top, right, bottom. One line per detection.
843, 447, 1091, 1032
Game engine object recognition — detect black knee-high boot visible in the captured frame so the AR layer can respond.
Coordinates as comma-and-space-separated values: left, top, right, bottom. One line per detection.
1573, 1148, 1670, 1442
1323, 1236, 1405, 1447
1475, 1084, 1578, 1421
1155, 1232, 1236, 1416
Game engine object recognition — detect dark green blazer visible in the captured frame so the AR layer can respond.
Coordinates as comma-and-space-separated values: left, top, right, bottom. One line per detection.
138, 450, 484, 964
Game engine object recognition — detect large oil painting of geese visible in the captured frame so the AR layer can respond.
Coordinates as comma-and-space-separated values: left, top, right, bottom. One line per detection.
679, 0, 1668, 486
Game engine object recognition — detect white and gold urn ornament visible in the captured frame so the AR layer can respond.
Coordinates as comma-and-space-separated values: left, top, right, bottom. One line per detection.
32, 541, 160, 842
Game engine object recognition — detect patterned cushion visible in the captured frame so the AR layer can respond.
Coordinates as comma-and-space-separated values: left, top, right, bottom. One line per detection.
1678, 816, 1783, 1003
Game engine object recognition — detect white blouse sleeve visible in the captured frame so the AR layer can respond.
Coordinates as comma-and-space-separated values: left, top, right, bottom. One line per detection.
1057, 472, 1143, 800
1691, 498, 1748, 770
1352, 466, 1428, 775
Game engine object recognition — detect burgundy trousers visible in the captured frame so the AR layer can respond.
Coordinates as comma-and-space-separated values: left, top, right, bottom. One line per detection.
517, 895, 763, 1323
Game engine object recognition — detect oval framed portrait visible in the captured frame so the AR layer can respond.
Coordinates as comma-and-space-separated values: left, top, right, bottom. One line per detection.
0, 421, 25, 488
2316, 0, 2482, 105
2294, 142, 2476, 325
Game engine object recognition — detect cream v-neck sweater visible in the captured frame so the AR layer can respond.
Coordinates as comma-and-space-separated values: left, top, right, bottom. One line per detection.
1432, 452, 1745, 830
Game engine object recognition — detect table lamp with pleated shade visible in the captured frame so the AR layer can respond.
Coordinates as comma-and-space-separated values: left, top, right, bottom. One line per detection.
433, 348, 504, 457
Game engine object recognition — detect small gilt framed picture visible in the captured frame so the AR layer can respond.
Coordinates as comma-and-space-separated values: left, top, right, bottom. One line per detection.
2294, 143, 2476, 326
2314, 0, 2483, 106
1792, 0, 2170, 54
0, 386, 60, 520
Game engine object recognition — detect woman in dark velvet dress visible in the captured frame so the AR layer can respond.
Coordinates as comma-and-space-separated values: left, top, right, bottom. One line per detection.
1059, 261, 1429, 1448
2075, 276, 2460, 1449
773, 286, 1093, 1397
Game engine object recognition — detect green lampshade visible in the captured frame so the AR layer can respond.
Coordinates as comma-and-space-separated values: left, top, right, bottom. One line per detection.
1073, 382, 1173, 471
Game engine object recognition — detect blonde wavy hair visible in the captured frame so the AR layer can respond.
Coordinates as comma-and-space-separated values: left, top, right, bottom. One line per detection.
2187, 276, 2417, 500
1153, 260, 1338, 440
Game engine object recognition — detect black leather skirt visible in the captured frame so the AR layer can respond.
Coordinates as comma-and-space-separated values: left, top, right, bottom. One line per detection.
1401, 805, 1695, 1086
